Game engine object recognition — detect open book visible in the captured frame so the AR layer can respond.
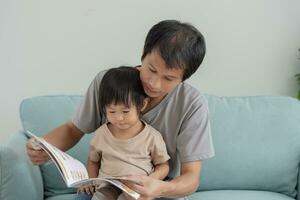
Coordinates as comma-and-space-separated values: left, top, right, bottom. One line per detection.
26, 131, 140, 200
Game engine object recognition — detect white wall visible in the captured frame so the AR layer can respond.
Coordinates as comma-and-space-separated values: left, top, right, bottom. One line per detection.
1, 0, 300, 142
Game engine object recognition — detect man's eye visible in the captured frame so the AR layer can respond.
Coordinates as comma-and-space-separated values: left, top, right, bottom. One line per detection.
108, 111, 115, 113
149, 68, 156, 73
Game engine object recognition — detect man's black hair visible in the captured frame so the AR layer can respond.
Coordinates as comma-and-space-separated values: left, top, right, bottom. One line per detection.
141, 20, 206, 80
99, 66, 147, 114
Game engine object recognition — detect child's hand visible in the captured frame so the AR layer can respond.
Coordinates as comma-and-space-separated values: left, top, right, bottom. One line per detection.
77, 185, 96, 195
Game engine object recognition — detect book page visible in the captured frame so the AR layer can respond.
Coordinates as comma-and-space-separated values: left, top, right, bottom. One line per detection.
26, 131, 89, 186
70, 177, 140, 200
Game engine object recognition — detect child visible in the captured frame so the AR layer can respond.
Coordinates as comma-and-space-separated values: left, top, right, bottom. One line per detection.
77, 66, 170, 200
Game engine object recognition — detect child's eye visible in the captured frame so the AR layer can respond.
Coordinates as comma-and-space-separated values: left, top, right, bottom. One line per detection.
108, 111, 115, 113
123, 111, 130, 113
149, 67, 156, 73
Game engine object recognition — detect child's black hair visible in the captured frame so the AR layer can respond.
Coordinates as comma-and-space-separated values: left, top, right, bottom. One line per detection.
99, 66, 147, 114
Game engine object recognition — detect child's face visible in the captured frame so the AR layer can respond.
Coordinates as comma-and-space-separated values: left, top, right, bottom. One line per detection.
105, 103, 140, 130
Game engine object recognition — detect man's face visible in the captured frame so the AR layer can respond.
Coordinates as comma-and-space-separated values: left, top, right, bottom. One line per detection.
139, 50, 183, 100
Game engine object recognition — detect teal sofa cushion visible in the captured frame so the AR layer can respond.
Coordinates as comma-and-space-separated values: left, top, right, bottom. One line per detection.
19, 95, 94, 198
0, 132, 44, 200
189, 190, 295, 200
199, 96, 300, 198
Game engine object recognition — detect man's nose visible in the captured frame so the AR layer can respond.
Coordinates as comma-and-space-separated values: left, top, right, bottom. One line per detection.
149, 76, 161, 90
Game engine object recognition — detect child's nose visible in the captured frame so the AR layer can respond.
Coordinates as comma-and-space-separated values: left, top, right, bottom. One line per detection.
117, 115, 124, 121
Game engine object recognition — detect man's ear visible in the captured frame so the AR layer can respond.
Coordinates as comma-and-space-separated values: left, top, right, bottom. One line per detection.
141, 98, 149, 112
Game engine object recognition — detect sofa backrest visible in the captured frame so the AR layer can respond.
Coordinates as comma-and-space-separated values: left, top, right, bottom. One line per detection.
20, 95, 300, 198
199, 95, 300, 198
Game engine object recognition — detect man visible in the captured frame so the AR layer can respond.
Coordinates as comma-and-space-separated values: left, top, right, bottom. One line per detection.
27, 20, 215, 200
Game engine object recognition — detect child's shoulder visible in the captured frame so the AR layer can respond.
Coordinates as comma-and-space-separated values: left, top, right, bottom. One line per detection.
93, 123, 108, 136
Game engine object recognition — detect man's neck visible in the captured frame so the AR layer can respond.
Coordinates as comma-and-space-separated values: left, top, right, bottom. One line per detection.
143, 95, 165, 114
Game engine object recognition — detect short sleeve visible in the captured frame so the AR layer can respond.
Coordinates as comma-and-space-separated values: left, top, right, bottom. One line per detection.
151, 133, 170, 165
89, 133, 102, 162
71, 71, 106, 133
177, 96, 215, 162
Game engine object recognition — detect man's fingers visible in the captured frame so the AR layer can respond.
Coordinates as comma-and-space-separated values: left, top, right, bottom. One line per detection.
120, 175, 144, 185
26, 146, 50, 165
31, 158, 50, 165
123, 193, 134, 200
27, 152, 50, 162
27, 148, 48, 158
128, 183, 145, 194
121, 180, 146, 195
26, 141, 49, 161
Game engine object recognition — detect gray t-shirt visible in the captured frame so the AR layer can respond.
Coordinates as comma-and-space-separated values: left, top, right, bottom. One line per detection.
72, 70, 215, 200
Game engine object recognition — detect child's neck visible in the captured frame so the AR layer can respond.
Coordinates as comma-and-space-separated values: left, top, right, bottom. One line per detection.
108, 120, 144, 140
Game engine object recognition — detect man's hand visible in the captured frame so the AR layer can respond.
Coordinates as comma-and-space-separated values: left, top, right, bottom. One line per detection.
122, 193, 136, 200
122, 161, 202, 199
26, 138, 50, 165
26, 121, 84, 165
121, 175, 167, 200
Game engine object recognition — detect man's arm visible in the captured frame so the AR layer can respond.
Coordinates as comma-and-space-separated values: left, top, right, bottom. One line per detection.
122, 161, 201, 199
160, 161, 201, 197
26, 121, 84, 165
43, 121, 84, 151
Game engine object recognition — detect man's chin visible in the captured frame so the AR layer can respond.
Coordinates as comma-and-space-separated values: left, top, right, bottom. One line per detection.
145, 91, 162, 98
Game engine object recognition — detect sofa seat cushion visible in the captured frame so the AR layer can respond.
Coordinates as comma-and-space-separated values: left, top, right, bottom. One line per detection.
189, 190, 295, 200
44, 191, 295, 200
45, 193, 76, 200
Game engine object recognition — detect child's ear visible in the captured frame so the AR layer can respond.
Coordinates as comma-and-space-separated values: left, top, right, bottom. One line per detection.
141, 98, 149, 112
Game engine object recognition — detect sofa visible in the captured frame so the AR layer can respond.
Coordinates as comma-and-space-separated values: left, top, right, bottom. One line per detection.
1, 95, 300, 200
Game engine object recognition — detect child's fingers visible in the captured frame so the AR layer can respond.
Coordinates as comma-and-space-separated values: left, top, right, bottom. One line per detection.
84, 187, 89, 194
90, 185, 96, 194
84, 186, 93, 195
77, 187, 83, 195
76, 185, 95, 195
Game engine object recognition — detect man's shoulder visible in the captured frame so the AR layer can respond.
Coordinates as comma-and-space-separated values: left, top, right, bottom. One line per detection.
170, 82, 207, 106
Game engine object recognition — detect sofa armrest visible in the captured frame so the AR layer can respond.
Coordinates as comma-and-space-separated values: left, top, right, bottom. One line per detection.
297, 170, 300, 200
0, 131, 44, 200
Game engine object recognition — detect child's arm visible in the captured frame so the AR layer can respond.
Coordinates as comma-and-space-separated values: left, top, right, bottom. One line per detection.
77, 157, 100, 195
149, 132, 170, 180
87, 158, 100, 178
149, 162, 169, 180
